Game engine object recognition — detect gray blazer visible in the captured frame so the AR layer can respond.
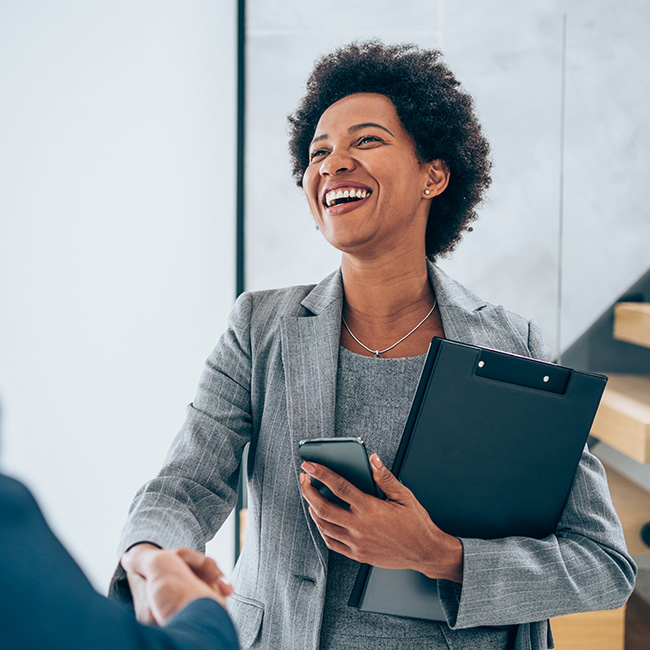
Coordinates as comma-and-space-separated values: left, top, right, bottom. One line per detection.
117, 262, 636, 650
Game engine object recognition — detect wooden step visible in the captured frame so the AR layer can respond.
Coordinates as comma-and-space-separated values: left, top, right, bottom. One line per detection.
601, 462, 650, 556
551, 606, 625, 650
614, 303, 650, 349
591, 375, 650, 464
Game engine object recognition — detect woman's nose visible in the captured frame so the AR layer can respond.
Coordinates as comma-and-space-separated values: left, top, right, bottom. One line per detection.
319, 151, 355, 176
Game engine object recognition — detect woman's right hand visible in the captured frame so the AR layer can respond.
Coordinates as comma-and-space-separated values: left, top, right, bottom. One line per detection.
122, 543, 160, 624
121, 543, 234, 626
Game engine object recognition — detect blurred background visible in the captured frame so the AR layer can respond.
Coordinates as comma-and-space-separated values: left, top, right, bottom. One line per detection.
1, 0, 648, 615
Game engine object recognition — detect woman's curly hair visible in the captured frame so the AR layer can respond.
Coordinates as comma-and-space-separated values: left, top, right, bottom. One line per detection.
288, 41, 492, 259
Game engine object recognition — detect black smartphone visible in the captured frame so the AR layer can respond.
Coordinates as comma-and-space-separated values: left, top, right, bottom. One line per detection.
298, 437, 379, 509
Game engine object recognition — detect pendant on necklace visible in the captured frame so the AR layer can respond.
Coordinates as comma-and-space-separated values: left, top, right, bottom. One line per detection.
374, 351, 382, 358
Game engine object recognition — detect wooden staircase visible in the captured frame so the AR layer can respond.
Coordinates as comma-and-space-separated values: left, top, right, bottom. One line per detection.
553, 302, 650, 649
604, 464, 650, 557
614, 303, 650, 350
591, 374, 650, 464
591, 303, 650, 465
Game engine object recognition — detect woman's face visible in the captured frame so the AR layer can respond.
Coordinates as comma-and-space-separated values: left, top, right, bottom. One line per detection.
302, 92, 446, 259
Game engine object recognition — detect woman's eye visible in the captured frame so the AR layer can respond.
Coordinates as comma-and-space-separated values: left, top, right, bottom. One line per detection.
357, 135, 382, 146
309, 149, 328, 161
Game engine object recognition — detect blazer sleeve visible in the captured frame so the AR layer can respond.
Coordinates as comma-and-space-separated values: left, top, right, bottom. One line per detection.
437, 319, 637, 628
0, 475, 238, 650
116, 292, 254, 556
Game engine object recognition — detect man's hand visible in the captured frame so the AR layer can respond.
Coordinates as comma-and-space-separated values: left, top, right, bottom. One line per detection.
300, 453, 463, 583
121, 545, 234, 626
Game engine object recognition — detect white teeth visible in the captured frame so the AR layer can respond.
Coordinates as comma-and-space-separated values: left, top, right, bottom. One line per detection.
324, 187, 370, 207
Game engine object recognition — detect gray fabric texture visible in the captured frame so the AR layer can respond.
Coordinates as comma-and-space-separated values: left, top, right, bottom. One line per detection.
115, 261, 637, 650
320, 347, 512, 650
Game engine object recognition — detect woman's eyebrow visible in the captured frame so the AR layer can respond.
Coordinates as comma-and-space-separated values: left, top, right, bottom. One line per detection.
310, 122, 395, 147
349, 122, 394, 136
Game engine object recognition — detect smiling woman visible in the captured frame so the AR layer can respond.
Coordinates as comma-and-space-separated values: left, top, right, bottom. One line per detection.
112, 41, 636, 650
302, 93, 448, 262
289, 41, 491, 261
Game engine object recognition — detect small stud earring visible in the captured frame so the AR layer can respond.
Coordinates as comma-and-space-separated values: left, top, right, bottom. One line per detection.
424, 189, 431, 195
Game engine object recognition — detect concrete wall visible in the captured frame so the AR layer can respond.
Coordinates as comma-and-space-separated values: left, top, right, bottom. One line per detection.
561, 0, 650, 351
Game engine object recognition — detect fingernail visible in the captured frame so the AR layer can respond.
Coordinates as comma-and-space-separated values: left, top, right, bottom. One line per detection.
299, 473, 305, 485
301, 462, 315, 474
219, 577, 234, 594
371, 454, 383, 468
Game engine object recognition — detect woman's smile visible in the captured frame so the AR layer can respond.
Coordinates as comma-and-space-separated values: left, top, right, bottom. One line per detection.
321, 181, 373, 215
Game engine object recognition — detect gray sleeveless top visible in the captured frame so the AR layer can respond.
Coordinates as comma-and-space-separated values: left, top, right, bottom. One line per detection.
319, 347, 513, 650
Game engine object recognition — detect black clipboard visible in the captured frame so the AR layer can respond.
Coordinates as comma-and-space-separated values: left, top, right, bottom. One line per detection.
348, 337, 607, 621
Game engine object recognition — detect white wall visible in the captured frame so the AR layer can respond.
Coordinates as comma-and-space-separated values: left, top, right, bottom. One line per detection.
0, 1, 237, 590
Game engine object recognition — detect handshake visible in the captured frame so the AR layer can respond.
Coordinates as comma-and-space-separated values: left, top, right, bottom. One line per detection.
121, 543, 235, 626
0, 473, 240, 650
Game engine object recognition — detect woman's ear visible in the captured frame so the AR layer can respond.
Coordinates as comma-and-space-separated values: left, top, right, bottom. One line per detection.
423, 160, 450, 198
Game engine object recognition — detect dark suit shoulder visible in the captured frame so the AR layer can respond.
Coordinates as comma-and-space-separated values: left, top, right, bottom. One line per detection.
0, 473, 40, 512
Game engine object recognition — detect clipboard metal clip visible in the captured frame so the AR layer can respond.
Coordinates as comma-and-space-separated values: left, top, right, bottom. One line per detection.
475, 349, 570, 395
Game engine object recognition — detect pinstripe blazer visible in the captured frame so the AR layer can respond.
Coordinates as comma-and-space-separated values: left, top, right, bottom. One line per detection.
117, 262, 636, 650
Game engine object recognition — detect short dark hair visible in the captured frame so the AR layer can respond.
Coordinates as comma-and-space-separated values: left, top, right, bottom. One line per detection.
288, 41, 492, 259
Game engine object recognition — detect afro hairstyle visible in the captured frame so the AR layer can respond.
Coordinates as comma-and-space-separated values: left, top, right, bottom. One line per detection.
288, 41, 492, 259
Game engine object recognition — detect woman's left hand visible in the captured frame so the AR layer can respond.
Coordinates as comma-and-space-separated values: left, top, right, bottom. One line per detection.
300, 453, 463, 583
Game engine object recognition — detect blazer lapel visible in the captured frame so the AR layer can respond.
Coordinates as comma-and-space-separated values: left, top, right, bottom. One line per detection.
429, 261, 487, 343
281, 271, 343, 570
429, 261, 531, 355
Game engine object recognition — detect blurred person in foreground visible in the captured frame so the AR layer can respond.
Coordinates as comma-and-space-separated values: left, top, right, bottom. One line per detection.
0, 469, 238, 650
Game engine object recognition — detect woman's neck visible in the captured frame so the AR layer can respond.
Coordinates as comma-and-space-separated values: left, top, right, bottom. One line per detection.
339, 251, 442, 357
340, 251, 433, 323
